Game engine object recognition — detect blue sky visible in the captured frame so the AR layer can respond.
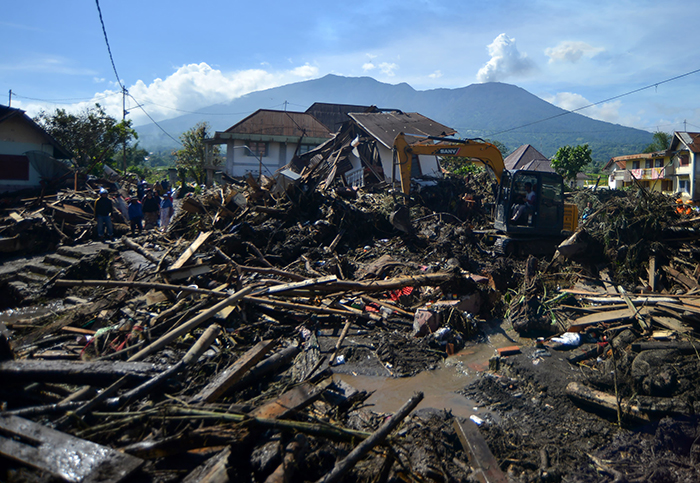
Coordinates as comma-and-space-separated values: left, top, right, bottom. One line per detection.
2, 0, 699, 135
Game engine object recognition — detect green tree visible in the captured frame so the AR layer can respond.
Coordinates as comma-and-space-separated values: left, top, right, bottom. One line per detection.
34, 104, 136, 174
551, 144, 592, 185
174, 122, 221, 185
643, 131, 672, 153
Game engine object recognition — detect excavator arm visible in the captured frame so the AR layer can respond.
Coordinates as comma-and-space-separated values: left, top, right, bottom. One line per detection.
393, 132, 505, 197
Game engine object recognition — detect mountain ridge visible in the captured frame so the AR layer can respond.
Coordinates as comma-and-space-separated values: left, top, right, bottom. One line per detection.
135, 74, 652, 162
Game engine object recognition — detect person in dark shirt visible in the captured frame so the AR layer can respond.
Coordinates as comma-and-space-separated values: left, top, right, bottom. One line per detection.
94, 188, 113, 239
142, 190, 160, 230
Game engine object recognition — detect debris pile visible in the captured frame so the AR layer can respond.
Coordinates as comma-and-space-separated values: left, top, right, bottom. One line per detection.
2, 172, 700, 482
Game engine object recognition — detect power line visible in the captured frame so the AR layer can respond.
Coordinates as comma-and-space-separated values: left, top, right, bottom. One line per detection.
127, 94, 182, 146
489, 67, 700, 137
95, 0, 123, 91
12, 92, 119, 104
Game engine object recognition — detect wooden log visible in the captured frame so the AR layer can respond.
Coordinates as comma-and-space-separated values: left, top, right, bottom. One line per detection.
123, 237, 160, 263
182, 446, 231, 483
0, 360, 163, 385
250, 382, 325, 420
315, 392, 424, 483
453, 417, 508, 483
191, 339, 276, 404
226, 345, 301, 394
264, 434, 307, 483
618, 285, 650, 331
127, 286, 253, 362
565, 382, 648, 421
55, 278, 231, 298
330, 319, 353, 366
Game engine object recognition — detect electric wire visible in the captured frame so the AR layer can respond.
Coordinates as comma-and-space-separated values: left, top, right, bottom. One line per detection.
127, 94, 182, 145
95, 0, 123, 91
488, 67, 700, 137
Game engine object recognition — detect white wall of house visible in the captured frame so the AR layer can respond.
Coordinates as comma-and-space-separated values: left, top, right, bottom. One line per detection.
224, 139, 322, 178
0, 116, 54, 191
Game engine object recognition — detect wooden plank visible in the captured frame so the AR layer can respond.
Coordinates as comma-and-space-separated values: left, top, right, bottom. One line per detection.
170, 231, 212, 270
0, 415, 143, 483
191, 339, 275, 404
648, 256, 657, 292
250, 382, 325, 420
453, 418, 509, 483
650, 316, 691, 334
0, 360, 163, 385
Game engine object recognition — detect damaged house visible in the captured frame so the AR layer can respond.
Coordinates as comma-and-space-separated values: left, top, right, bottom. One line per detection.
289, 110, 456, 191
0, 105, 73, 194
207, 109, 333, 178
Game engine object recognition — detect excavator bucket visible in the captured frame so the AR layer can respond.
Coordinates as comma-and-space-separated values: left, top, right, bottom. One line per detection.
390, 205, 414, 234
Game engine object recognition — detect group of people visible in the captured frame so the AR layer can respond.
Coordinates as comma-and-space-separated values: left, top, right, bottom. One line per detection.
94, 178, 175, 239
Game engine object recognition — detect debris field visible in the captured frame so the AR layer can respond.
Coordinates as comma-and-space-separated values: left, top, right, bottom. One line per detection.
2, 170, 700, 483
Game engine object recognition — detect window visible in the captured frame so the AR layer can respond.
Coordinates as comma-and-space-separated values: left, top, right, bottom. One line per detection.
0, 155, 30, 180
645, 159, 652, 169
246, 142, 268, 158
654, 158, 663, 167
679, 179, 690, 194
632, 160, 640, 169
679, 154, 690, 167
297, 144, 314, 155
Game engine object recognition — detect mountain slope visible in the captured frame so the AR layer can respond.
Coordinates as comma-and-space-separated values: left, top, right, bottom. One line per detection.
136, 74, 652, 162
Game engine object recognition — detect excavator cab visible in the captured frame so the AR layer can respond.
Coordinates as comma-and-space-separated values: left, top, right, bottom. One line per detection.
494, 170, 570, 236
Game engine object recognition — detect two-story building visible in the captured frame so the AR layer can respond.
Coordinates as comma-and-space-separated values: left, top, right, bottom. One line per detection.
604, 131, 699, 197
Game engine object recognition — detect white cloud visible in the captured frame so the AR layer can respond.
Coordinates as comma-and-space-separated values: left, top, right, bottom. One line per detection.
290, 63, 319, 77
379, 62, 398, 76
545, 41, 604, 63
476, 33, 536, 83
19, 62, 322, 125
429, 70, 443, 79
362, 62, 376, 72
93, 77, 106, 83
545, 91, 624, 123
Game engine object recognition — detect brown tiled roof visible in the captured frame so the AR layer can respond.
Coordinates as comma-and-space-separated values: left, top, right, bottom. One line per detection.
224, 109, 331, 138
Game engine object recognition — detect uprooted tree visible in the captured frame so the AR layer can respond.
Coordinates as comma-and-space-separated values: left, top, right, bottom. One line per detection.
174, 122, 222, 185
551, 144, 592, 185
34, 104, 136, 175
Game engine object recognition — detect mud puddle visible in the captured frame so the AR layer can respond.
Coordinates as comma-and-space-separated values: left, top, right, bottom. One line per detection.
335, 323, 514, 419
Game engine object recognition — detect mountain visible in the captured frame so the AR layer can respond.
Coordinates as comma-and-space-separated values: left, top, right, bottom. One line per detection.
135, 74, 652, 162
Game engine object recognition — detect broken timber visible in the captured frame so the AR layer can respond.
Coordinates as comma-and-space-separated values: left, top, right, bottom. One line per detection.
0, 415, 143, 483
453, 417, 508, 483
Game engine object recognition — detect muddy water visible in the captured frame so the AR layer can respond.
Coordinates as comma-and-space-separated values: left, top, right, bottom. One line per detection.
335, 324, 514, 419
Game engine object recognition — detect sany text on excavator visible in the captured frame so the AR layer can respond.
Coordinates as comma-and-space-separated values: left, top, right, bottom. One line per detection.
392, 132, 579, 253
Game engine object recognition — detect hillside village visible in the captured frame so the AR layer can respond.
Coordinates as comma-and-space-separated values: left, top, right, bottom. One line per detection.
2, 92, 700, 483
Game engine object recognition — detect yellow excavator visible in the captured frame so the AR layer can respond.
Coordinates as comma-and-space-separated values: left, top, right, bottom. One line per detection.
392, 132, 579, 253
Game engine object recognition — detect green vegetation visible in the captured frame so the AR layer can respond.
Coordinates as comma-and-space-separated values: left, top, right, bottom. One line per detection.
34, 104, 136, 175
643, 131, 672, 153
174, 122, 222, 185
551, 144, 592, 185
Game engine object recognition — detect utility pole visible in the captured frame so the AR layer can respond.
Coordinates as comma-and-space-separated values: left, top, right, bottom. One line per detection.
684, 119, 687, 132
122, 87, 127, 173
8, 90, 11, 107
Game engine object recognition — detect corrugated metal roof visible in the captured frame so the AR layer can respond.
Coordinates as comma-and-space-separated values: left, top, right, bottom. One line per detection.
348, 111, 456, 149
224, 109, 332, 139
504, 144, 550, 171
679, 132, 700, 153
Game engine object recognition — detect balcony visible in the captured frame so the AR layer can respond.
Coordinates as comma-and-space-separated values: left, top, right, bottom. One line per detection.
614, 167, 670, 181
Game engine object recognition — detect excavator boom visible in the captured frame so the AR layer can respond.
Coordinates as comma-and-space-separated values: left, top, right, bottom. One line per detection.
393, 132, 505, 197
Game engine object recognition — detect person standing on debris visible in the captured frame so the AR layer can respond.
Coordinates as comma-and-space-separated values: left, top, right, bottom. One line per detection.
127, 197, 143, 234
137, 176, 147, 200
159, 190, 174, 232
94, 188, 114, 239
142, 190, 160, 230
